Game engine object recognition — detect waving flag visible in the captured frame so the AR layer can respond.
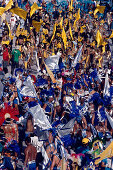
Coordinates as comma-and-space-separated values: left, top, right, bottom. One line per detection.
44, 62, 56, 83
95, 141, 113, 165
71, 45, 83, 68
30, 2, 42, 17
106, 111, 113, 129
94, 5, 105, 17
32, 20, 42, 32
10, 8, 27, 20
62, 27, 67, 49
5, 0, 13, 11
20, 76, 37, 98
29, 104, 52, 130
45, 52, 61, 71
96, 30, 103, 47
103, 72, 110, 97
58, 117, 76, 137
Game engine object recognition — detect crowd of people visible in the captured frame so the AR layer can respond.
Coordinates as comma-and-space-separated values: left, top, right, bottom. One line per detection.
0, 0, 113, 169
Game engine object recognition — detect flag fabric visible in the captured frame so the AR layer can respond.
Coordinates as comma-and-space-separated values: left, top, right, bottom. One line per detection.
96, 30, 103, 47
5, 20, 14, 40
58, 117, 76, 137
0, 7, 5, 16
95, 141, 113, 165
30, 2, 42, 17
20, 76, 37, 98
16, 24, 20, 37
71, 45, 83, 68
103, 72, 110, 97
76, 8, 80, 21
45, 52, 61, 71
69, 0, 73, 11
62, 27, 67, 49
29, 103, 52, 130
69, 22, 73, 40
32, 20, 42, 32
73, 19, 77, 31
5, 0, 13, 11
106, 111, 113, 129
59, 17, 63, 29
94, 5, 105, 17
44, 62, 56, 83
51, 23, 56, 42
10, 8, 27, 20
80, 25, 86, 34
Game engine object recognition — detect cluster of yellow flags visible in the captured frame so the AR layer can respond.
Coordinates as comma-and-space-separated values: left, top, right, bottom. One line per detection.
0, 0, 13, 16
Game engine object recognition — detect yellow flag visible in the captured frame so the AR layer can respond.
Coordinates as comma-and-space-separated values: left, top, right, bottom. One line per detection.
32, 20, 42, 32
30, 2, 42, 17
59, 17, 63, 29
90, 41, 95, 47
62, 27, 67, 49
2, 40, 10, 45
44, 62, 56, 83
69, 22, 73, 40
94, 5, 105, 17
96, 30, 103, 47
76, 8, 80, 21
102, 42, 107, 53
10, 8, 27, 20
69, 0, 73, 11
5, 20, 14, 40
80, 25, 86, 33
0, 7, 5, 16
16, 24, 20, 37
73, 20, 77, 31
95, 141, 113, 165
51, 23, 56, 42
5, 0, 13, 11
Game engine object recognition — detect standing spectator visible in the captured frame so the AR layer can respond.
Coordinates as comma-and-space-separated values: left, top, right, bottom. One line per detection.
2, 44, 9, 74
24, 137, 37, 170
11, 46, 21, 75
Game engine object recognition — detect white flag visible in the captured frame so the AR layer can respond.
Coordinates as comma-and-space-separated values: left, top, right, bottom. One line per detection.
71, 45, 83, 68
20, 76, 37, 97
29, 104, 52, 130
103, 72, 110, 96
45, 52, 61, 71
106, 111, 113, 129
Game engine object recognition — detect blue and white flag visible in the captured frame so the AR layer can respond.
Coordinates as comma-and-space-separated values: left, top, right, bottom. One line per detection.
103, 72, 110, 97
58, 117, 76, 137
106, 111, 113, 129
20, 76, 37, 98
29, 104, 52, 130
71, 45, 83, 68
45, 52, 61, 71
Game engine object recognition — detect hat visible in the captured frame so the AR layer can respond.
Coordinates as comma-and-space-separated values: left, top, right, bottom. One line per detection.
15, 68, 23, 77
82, 138, 89, 144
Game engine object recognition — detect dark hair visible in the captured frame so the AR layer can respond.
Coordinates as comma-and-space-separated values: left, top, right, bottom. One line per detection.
25, 137, 31, 144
